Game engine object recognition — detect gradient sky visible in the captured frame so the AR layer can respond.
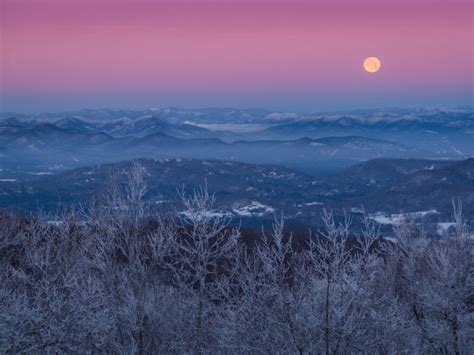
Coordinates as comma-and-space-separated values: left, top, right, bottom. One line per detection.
1, 0, 473, 112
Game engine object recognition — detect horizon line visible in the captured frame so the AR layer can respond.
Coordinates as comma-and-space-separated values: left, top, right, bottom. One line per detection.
1, 104, 473, 116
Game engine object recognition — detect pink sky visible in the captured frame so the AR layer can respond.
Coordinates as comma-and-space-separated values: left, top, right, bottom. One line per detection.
1, 0, 473, 111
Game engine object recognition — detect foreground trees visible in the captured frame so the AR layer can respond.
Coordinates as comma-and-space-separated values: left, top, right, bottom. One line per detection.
0, 166, 472, 353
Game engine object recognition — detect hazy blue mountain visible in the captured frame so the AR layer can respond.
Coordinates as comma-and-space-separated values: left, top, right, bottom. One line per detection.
98, 115, 213, 138
0, 120, 433, 176
1, 106, 472, 185
0, 123, 113, 149
338, 158, 474, 217
326, 158, 454, 187
52, 116, 100, 133
259, 111, 474, 155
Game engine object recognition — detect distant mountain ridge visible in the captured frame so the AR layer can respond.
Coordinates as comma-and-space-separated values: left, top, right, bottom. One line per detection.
0, 106, 472, 179
0, 118, 434, 176
2, 105, 472, 124
2, 106, 472, 150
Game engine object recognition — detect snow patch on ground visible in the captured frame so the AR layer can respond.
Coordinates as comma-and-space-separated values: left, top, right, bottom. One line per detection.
304, 202, 324, 206
233, 201, 275, 217
264, 171, 295, 179
28, 172, 53, 176
370, 210, 438, 225
437, 222, 457, 236
180, 210, 232, 221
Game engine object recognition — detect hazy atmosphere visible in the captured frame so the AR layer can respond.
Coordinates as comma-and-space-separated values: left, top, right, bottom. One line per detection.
1, 0, 473, 353
1, 0, 472, 111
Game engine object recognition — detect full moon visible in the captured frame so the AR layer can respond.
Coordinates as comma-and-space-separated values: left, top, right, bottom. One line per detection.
363, 57, 381, 73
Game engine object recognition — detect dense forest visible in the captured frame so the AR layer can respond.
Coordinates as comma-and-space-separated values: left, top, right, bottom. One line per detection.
1, 163, 472, 354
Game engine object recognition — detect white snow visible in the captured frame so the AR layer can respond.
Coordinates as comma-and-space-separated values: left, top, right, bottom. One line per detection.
304, 202, 324, 206
0, 179, 16, 182
449, 146, 464, 156
28, 172, 53, 176
232, 201, 275, 217
437, 222, 457, 236
264, 171, 295, 179
180, 210, 232, 221
47, 220, 64, 226
328, 149, 338, 158
370, 214, 404, 225
370, 210, 438, 225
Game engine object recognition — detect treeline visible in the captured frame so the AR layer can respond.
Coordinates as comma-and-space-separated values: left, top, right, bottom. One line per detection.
0, 163, 472, 354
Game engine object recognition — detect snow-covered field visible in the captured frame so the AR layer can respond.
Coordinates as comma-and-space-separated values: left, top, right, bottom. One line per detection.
28, 172, 53, 176
232, 201, 275, 217
369, 210, 439, 225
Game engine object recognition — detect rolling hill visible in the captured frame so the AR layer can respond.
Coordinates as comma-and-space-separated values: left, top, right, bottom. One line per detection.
1, 158, 472, 230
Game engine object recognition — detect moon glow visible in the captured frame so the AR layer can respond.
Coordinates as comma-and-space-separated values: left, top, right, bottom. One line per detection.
363, 57, 381, 73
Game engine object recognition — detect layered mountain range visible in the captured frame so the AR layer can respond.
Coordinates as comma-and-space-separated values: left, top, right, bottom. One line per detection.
1, 106, 472, 177
1, 106, 473, 231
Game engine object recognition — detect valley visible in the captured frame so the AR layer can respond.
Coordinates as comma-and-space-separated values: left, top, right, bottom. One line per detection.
1, 106, 473, 237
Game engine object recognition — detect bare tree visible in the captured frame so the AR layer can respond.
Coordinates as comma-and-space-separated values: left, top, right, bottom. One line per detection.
163, 186, 240, 352
1, 173, 472, 354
